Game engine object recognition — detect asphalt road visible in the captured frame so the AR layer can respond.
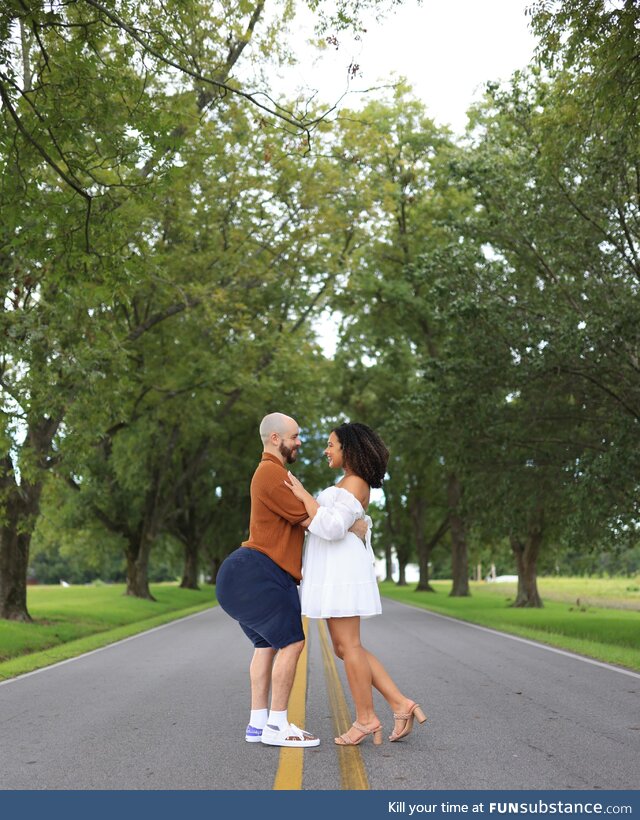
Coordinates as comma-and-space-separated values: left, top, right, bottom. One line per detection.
1, 598, 638, 790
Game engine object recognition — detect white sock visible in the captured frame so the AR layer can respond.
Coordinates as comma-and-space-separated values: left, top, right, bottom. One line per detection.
267, 709, 288, 729
250, 709, 268, 729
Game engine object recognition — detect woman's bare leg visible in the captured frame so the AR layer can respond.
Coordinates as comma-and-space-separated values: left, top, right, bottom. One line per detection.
329, 624, 417, 737
364, 649, 414, 712
327, 617, 380, 740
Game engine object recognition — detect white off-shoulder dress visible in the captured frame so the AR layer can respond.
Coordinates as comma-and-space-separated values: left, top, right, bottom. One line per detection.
300, 485, 381, 619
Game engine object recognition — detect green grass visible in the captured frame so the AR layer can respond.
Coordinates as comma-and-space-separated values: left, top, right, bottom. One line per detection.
380, 579, 640, 673
513, 575, 640, 610
0, 583, 217, 682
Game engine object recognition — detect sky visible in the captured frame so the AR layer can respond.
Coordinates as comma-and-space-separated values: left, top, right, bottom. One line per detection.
286, 0, 539, 135
283, 0, 539, 356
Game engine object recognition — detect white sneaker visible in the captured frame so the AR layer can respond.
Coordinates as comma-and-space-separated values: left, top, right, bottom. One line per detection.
260, 722, 320, 747
245, 724, 264, 743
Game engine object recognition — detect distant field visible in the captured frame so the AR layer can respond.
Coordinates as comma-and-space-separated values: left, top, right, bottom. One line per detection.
380, 577, 640, 673
527, 576, 640, 610
0, 583, 217, 681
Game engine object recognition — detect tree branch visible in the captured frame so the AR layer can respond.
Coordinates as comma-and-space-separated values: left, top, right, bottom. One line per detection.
426, 515, 450, 552
126, 298, 201, 341
0, 76, 93, 250
0, 78, 91, 204
557, 366, 639, 421
82, 0, 320, 135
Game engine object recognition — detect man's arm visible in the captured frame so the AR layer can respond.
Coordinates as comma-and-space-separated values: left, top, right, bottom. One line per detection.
262, 479, 309, 524
300, 515, 367, 540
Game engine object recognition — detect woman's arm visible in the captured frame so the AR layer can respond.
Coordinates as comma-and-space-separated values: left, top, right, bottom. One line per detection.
284, 472, 368, 542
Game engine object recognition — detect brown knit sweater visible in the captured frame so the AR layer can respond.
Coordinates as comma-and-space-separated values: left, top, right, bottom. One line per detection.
241, 452, 308, 581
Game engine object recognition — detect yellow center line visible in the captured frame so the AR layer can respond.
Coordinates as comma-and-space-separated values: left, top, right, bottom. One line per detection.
272, 617, 308, 790
317, 619, 370, 790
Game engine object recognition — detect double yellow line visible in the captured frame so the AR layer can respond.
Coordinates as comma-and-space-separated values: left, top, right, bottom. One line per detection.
272, 618, 369, 791
272, 618, 309, 790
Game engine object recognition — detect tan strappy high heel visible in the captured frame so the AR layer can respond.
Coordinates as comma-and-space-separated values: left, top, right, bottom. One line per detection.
335, 721, 383, 746
389, 702, 427, 742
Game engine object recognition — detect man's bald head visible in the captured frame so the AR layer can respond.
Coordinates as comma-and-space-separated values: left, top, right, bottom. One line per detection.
259, 413, 296, 444
259, 413, 301, 465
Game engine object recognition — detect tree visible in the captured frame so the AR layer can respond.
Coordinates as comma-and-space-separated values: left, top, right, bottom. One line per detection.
430, 0, 640, 602
326, 85, 474, 595
2, 0, 391, 618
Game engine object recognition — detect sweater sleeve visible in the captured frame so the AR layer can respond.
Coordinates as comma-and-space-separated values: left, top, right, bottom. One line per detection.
264, 480, 309, 524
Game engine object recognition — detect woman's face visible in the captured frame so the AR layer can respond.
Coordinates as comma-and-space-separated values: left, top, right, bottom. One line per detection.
324, 431, 344, 470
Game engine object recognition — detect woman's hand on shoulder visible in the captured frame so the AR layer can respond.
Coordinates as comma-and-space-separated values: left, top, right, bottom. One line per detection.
284, 471, 310, 501
284, 473, 319, 519
338, 475, 369, 508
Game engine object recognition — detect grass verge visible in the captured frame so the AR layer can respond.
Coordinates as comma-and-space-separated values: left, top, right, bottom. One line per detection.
380, 580, 640, 674
0, 583, 217, 682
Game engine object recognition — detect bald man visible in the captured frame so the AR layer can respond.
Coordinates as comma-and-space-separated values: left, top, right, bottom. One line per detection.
216, 413, 319, 747
217, 413, 368, 748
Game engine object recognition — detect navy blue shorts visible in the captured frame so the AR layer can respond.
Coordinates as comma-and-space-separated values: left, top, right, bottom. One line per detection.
216, 547, 304, 650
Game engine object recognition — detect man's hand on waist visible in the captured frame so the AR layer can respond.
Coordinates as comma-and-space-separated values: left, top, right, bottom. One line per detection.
349, 518, 368, 542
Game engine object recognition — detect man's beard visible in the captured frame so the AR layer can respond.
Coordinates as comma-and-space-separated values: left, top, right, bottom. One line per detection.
279, 442, 298, 464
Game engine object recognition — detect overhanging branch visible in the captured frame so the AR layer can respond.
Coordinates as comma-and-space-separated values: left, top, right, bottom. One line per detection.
82, 0, 323, 137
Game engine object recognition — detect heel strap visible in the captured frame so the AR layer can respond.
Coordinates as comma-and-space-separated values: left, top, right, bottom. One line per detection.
352, 720, 381, 734
393, 702, 419, 720
336, 721, 379, 745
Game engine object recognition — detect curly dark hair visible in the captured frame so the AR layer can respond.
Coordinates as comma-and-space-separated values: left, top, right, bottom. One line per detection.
332, 422, 389, 489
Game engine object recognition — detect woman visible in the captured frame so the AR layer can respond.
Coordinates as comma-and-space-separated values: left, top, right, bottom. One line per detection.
284, 422, 426, 746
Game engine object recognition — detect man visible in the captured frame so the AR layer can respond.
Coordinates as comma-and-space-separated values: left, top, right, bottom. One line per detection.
216, 412, 366, 748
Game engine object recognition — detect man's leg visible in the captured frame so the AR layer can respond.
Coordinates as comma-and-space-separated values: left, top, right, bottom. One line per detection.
219, 549, 318, 746
261, 638, 319, 747
250, 646, 276, 710
268, 639, 304, 711
244, 646, 276, 742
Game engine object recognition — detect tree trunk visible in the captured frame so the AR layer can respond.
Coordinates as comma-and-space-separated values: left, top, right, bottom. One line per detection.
0, 446, 49, 621
0, 516, 33, 621
125, 535, 156, 600
416, 516, 450, 593
410, 494, 433, 592
87, 501, 158, 601
210, 555, 222, 585
510, 512, 544, 608
448, 472, 470, 597
123, 451, 176, 600
415, 546, 435, 592
174, 492, 201, 590
396, 558, 408, 586
180, 538, 200, 590
124, 500, 159, 601
384, 542, 394, 582
382, 492, 398, 582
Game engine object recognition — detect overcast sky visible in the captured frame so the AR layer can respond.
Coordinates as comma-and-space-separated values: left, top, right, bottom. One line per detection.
285, 0, 538, 135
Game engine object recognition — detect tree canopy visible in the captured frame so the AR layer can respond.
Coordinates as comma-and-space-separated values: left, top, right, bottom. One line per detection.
1, 0, 638, 619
